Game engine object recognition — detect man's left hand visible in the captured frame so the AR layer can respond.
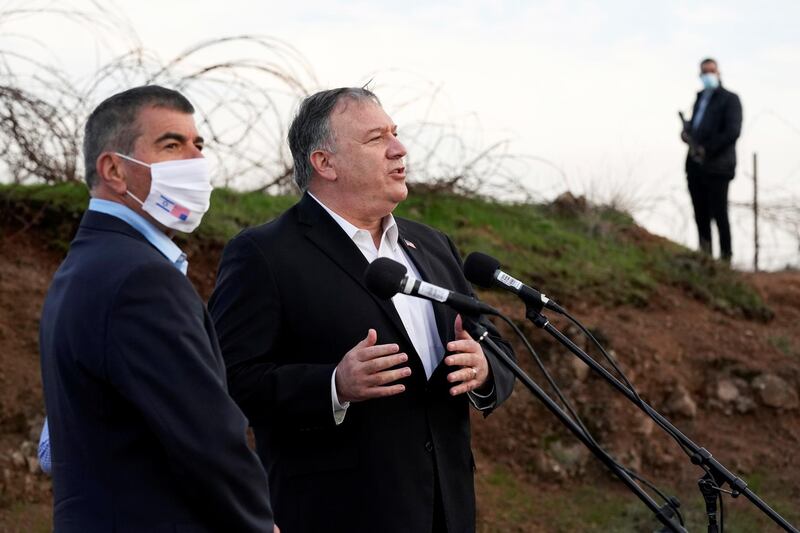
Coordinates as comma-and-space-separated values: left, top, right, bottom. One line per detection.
444, 315, 490, 396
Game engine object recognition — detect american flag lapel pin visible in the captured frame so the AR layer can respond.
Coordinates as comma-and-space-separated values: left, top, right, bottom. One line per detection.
404, 239, 417, 249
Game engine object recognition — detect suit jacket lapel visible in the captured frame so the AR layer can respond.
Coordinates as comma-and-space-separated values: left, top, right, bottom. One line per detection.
297, 194, 418, 355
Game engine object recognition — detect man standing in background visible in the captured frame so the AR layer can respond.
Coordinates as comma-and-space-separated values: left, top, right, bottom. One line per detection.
681, 57, 743, 262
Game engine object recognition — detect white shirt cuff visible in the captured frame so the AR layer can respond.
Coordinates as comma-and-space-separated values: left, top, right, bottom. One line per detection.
331, 367, 350, 425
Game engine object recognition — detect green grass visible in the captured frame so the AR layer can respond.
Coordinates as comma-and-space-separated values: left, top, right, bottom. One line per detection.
193, 188, 299, 241
399, 194, 654, 304
0, 182, 90, 214
768, 335, 798, 358
395, 192, 770, 319
0, 182, 771, 318
482, 464, 535, 527
478, 466, 800, 532
0, 182, 90, 251
479, 465, 661, 532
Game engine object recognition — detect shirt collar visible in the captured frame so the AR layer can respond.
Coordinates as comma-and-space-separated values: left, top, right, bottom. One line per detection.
88, 198, 188, 275
308, 192, 399, 251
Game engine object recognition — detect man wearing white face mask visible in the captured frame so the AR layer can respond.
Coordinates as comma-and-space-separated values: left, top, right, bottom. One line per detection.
39, 85, 276, 532
681, 57, 742, 262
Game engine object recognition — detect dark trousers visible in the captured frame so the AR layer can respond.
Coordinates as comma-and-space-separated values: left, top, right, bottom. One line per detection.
687, 172, 732, 260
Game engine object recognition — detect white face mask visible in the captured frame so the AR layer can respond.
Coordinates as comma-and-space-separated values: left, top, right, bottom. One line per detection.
116, 153, 213, 233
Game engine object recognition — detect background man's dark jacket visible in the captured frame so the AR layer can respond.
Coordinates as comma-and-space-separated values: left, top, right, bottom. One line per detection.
686, 85, 742, 178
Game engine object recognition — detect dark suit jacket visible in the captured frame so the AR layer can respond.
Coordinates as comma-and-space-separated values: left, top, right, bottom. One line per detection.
39, 210, 273, 532
685, 85, 742, 178
209, 194, 515, 533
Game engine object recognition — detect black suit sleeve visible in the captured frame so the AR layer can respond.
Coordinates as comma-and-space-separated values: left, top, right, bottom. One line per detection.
705, 93, 742, 156
209, 232, 337, 429
443, 234, 516, 412
106, 262, 273, 532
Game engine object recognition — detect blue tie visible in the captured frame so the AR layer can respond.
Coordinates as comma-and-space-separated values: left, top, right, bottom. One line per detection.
692, 91, 713, 131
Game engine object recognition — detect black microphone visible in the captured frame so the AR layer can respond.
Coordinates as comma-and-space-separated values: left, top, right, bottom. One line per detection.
463, 252, 564, 314
364, 257, 498, 316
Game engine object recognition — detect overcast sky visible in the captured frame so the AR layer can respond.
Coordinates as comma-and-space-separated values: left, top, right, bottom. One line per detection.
6, 0, 800, 268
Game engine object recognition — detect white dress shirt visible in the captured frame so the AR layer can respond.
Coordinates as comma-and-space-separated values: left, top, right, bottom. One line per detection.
309, 193, 494, 424
309, 193, 446, 424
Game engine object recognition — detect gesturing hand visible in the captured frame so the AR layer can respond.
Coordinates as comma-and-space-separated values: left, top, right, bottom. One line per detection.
444, 315, 490, 396
335, 329, 411, 403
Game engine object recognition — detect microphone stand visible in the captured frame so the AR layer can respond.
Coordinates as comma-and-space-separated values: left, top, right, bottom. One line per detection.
461, 315, 687, 533
698, 472, 722, 533
523, 306, 799, 533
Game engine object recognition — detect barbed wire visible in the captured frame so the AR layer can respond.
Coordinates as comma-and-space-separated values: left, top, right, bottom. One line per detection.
0, 4, 559, 198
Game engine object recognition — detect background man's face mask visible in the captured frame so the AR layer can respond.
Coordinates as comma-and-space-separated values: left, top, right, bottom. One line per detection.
700, 72, 720, 90
116, 153, 213, 233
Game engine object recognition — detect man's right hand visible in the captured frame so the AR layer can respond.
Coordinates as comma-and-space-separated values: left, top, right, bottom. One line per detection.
335, 329, 410, 403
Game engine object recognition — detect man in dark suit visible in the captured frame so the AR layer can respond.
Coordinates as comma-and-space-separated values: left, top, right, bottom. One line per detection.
209, 88, 515, 533
681, 57, 742, 261
39, 85, 275, 532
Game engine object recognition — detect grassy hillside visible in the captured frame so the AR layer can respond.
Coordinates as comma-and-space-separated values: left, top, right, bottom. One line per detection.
0, 182, 770, 319
4, 182, 799, 532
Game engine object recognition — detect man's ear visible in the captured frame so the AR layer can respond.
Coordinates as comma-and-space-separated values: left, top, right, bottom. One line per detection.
96, 153, 128, 195
309, 149, 336, 183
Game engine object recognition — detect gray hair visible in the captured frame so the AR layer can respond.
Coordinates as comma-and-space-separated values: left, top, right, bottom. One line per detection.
288, 87, 380, 191
83, 85, 194, 189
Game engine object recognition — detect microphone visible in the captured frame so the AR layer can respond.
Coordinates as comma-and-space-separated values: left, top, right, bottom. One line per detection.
364, 257, 497, 316
463, 252, 564, 314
